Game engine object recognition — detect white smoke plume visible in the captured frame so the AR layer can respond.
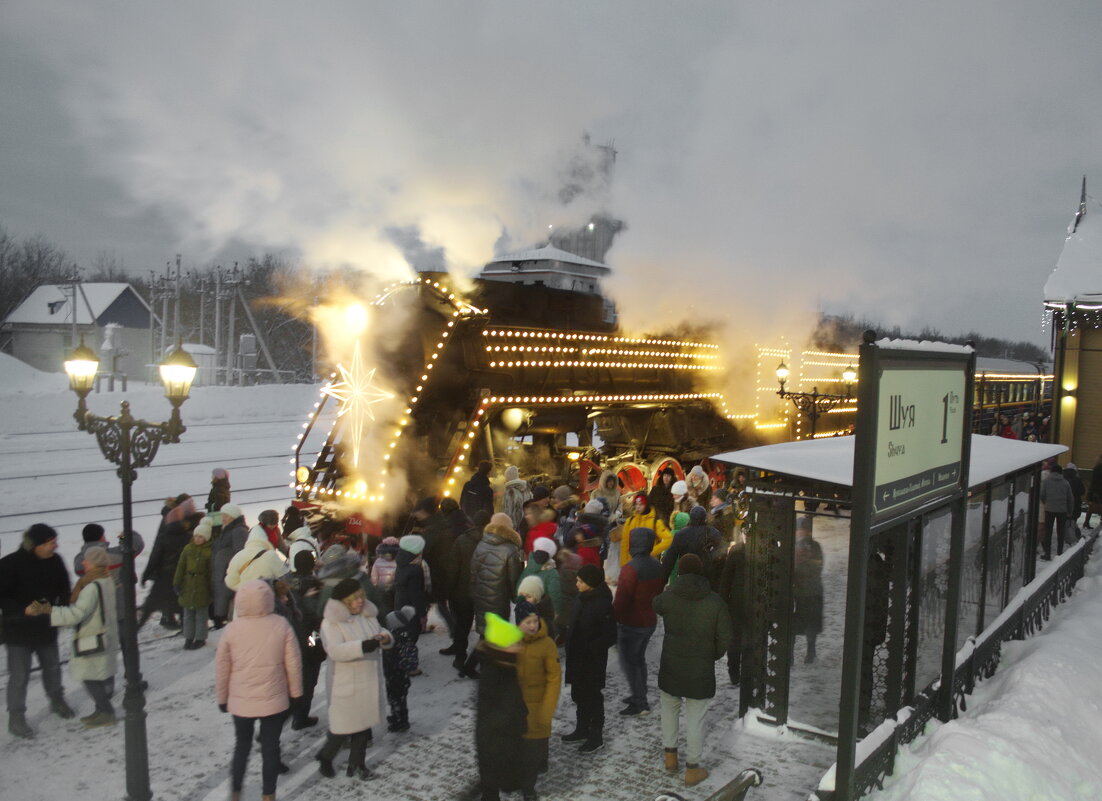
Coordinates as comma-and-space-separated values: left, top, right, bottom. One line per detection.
5, 1, 1101, 347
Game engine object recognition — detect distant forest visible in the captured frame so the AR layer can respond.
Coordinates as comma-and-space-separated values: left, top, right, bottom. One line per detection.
811, 313, 1050, 364
1, 224, 1051, 378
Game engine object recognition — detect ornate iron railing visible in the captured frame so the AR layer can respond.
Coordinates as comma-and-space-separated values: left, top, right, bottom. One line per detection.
812, 532, 1096, 800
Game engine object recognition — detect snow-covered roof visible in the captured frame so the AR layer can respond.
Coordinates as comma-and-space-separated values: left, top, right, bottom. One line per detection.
876, 338, 973, 354
1043, 195, 1101, 304
488, 244, 609, 272
3, 283, 149, 326
975, 356, 1050, 375
712, 435, 1066, 489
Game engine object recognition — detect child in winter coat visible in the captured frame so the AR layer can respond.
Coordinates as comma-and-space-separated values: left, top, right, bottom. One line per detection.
515, 599, 561, 800
173, 519, 213, 650
370, 537, 400, 617
394, 535, 428, 675
517, 574, 556, 639
383, 605, 419, 732
564, 561, 617, 753
563, 564, 617, 754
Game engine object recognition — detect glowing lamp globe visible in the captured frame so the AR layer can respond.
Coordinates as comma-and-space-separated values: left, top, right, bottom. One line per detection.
64, 340, 100, 395
159, 344, 198, 405
775, 362, 790, 383
842, 365, 857, 384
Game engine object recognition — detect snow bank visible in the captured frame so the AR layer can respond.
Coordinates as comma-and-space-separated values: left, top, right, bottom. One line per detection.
866, 549, 1102, 801
0, 352, 70, 394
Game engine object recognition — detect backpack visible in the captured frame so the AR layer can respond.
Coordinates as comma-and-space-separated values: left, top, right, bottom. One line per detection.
701, 535, 728, 592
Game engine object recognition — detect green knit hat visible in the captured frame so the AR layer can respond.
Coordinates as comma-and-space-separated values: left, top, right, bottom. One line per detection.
484, 612, 523, 648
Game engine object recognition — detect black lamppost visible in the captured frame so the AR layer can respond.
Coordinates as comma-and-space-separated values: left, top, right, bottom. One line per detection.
775, 360, 857, 438
64, 339, 197, 801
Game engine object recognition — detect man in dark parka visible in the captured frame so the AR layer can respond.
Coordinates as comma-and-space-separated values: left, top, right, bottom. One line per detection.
653, 553, 731, 787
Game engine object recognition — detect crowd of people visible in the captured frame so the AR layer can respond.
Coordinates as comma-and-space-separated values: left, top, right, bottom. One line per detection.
0, 461, 771, 800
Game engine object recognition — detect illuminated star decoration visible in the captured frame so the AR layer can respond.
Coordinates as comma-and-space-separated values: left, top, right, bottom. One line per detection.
321, 341, 393, 469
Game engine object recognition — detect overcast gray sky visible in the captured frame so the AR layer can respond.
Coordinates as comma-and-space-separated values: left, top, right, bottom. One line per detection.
2, 1, 1100, 347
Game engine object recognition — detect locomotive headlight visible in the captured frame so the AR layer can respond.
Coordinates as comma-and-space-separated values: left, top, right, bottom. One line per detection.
500, 407, 526, 433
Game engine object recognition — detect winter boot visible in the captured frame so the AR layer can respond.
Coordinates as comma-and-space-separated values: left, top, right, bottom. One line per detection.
50, 697, 76, 719
579, 736, 605, 754
664, 749, 679, 774
684, 764, 709, 787
292, 715, 318, 731
8, 713, 34, 739
81, 710, 117, 728
561, 726, 588, 743
316, 733, 341, 778
183, 639, 194, 650
439, 643, 461, 656
316, 755, 336, 778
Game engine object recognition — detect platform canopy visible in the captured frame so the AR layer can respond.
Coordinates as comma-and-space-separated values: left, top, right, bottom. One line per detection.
713, 435, 1066, 489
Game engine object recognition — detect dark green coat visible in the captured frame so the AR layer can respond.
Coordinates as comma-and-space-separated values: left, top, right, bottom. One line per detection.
173, 540, 213, 610
652, 573, 731, 699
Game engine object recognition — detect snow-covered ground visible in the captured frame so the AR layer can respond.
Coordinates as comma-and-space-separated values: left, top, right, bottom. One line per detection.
1, 355, 1098, 801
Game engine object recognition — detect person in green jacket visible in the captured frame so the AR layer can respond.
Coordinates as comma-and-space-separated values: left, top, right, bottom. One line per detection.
652, 553, 731, 788
173, 518, 214, 650
518, 538, 562, 614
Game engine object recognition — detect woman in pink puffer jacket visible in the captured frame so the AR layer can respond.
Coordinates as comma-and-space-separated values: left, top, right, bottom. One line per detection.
215, 580, 303, 801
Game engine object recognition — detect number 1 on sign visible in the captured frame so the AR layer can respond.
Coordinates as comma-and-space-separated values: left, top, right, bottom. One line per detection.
941, 393, 949, 444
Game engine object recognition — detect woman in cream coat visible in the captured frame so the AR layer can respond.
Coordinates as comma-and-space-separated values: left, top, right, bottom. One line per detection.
35, 546, 118, 727
316, 577, 392, 780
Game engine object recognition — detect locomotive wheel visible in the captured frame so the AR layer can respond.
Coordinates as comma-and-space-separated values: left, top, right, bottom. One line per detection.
578, 458, 602, 500
617, 463, 648, 494
650, 456, 685, 486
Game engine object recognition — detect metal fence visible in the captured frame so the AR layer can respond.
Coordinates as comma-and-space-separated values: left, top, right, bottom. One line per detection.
817, 531, 1097, 800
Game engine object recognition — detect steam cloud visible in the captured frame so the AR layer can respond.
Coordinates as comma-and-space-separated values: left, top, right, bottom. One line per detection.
5, 1, 1101, 347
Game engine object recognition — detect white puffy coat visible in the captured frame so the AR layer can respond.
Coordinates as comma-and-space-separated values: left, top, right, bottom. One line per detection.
320, 597, 391, 735
50, 577, 118, 681
225, 526, 288, 591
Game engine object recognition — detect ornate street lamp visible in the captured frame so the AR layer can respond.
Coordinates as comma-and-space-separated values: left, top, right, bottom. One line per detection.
64, 340, 197, 801
776, 360, 857, 438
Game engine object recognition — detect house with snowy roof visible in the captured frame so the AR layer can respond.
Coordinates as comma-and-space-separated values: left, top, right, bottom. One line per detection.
1043, 177, 1102, 467
0, 282, 154, 379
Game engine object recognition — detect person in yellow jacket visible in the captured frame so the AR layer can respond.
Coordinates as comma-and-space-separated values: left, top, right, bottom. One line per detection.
514, 599, 561, 800
619, 493, 672, 567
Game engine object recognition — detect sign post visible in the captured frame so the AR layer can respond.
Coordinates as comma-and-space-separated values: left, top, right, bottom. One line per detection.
834, 333, 974, 800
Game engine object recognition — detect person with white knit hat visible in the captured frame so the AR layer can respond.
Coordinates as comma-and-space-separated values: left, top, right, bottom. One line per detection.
517, 538, 563, 637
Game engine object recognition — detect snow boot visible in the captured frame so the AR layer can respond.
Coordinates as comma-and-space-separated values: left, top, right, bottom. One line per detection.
664, 749, 679, 774
684, 764, 709, 787
561, 727, 587, 743
292, 715, 318, 731
81, 710, 117, 728
578, 736, 604, 754
50, 697, 76, 719
316, 755, 336, 778
8, 713, 34, 739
